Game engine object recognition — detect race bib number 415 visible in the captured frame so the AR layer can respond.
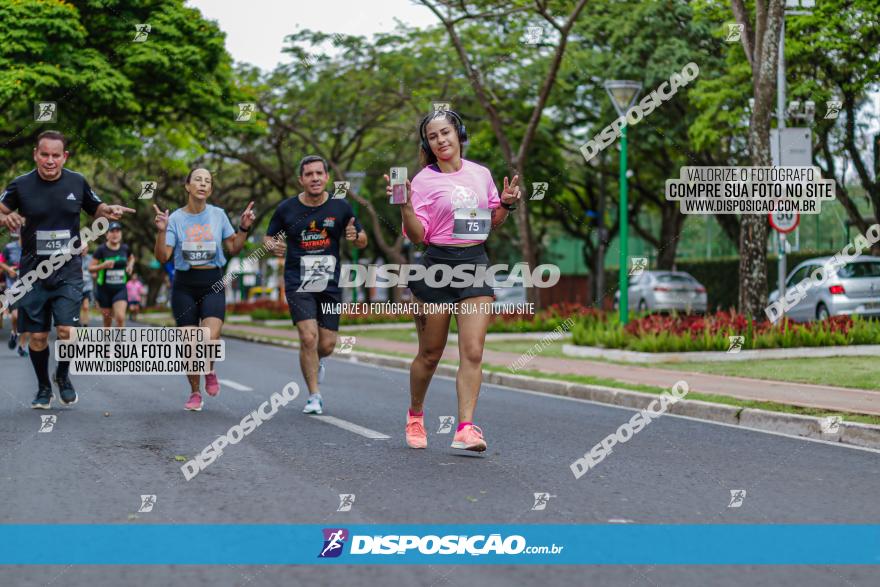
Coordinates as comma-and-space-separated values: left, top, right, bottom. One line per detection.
36, 229, 72, 256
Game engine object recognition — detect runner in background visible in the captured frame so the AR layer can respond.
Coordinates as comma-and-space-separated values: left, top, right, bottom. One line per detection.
0, 130, 134, 409
264, 155, 367, 415
1, 233, 28, 356
153, 168, 255, 411
80, 246, 94, 328
90, 222, 134, 328
386, 109, 521, 452
126, 273, 145, 321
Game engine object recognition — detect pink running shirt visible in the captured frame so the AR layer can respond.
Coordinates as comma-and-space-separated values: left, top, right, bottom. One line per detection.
405, 159, 501, 245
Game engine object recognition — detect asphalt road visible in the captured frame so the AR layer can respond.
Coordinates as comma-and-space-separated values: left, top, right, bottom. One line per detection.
1, 322, 878, 586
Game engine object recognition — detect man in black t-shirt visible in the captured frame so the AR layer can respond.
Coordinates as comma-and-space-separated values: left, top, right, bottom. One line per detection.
265, 155, 367, 415
0, 130, 135, 409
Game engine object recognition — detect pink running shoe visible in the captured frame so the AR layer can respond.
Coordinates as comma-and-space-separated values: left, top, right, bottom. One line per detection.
451, 424, 487, 452
205, 372, 220, 397
184, 392, 203, 411
405, 412, 427, 449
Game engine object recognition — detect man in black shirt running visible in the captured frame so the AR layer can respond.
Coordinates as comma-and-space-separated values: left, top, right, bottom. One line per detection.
0, 130, 135, 409
265, 155, 367, 415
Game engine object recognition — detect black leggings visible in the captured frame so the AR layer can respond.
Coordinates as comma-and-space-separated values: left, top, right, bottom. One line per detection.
171, 268, 225, 326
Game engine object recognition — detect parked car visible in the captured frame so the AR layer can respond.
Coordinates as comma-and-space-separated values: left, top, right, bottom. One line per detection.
614, 271, 707, 314
768, 255, 880, 322
490, 273, 527, 311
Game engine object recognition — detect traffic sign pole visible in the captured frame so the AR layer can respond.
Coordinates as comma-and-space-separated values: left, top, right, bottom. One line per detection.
778, 233, 787, 301
770, 212, 799, 301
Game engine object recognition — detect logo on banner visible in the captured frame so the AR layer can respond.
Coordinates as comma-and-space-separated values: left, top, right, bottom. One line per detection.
319, 528, 349, 558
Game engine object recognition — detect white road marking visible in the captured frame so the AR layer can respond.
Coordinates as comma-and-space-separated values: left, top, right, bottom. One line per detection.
311, 415, 390, 440
218, 379, 252, 391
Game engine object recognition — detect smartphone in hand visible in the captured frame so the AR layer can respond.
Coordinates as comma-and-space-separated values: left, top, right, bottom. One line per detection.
390, 167, 407, 204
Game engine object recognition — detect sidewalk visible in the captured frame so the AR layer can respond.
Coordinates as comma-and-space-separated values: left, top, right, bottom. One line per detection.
225, 323, 880, 416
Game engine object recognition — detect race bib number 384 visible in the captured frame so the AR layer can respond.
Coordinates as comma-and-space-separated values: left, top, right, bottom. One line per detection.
182, 241, 217, 265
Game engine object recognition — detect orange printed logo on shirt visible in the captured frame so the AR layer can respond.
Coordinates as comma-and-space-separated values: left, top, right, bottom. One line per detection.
186, 223, 214, 242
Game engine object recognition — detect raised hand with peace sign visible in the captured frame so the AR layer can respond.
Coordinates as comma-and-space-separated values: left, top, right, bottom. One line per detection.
501, 175, 521, 207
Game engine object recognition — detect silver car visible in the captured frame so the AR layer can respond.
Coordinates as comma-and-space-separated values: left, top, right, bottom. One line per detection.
490, 273, 527, 311
769, 255, 880, 321
614, 271, 708, 314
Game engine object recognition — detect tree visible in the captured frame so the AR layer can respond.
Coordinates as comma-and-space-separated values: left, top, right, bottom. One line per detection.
785, 0, 880, 241
0, 0, 234, 175
731, 0, 785, 317
418, 0, 591, 305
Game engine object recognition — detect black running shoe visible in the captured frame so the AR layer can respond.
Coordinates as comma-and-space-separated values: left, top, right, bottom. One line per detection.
31, 385, 53, 409
53, 371, 78, 406
8, 332, 17, 350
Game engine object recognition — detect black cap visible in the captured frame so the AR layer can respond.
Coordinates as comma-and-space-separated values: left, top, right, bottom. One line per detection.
108, 222, 122, 231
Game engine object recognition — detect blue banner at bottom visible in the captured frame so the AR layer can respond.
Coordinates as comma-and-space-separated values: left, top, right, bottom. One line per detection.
1, 525, 878, 565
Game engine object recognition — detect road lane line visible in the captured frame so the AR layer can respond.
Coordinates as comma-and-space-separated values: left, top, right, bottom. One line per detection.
311, 415, 390, 439
219, 379, 253, 391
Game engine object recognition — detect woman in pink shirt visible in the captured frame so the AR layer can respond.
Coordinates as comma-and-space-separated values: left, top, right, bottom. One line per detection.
126, 274, 145, 321
385, 109, 522, 453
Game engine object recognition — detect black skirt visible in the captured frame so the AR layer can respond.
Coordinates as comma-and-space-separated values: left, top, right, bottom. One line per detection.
408, 243, 496, 304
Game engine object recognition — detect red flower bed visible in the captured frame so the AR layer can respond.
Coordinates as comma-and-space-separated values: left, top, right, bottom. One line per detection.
624, 310, 855, 338
227, 300, 287, 314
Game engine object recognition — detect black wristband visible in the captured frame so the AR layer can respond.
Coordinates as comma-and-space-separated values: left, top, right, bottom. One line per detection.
501, 201, 517, 211
238, 224, 249, 233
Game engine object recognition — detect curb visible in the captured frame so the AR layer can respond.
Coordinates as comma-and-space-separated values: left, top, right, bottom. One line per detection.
562, 342, 880, 363
219, 329, 880, 451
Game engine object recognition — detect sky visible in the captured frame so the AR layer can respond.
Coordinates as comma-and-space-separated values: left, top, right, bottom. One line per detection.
186, 0, 439, 71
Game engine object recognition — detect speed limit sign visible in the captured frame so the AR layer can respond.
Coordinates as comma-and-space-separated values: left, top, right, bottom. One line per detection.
769, 211, 799, 233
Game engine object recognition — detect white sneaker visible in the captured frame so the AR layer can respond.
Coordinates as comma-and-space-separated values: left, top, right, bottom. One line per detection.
303, 394, 323, 415
317, 360, 326, 384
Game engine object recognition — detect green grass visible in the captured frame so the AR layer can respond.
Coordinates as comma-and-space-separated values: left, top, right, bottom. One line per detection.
343, 328, 419, 343
653, 356, 880, 392
483, 338, 573, 359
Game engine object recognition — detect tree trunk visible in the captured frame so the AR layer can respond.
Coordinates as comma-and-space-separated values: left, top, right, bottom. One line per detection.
514, 166, 539, 306
656, 204, 686, 270
734, 0, 784, 318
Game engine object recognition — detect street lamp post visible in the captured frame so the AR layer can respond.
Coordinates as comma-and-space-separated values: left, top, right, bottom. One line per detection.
604, 80, 642, 325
